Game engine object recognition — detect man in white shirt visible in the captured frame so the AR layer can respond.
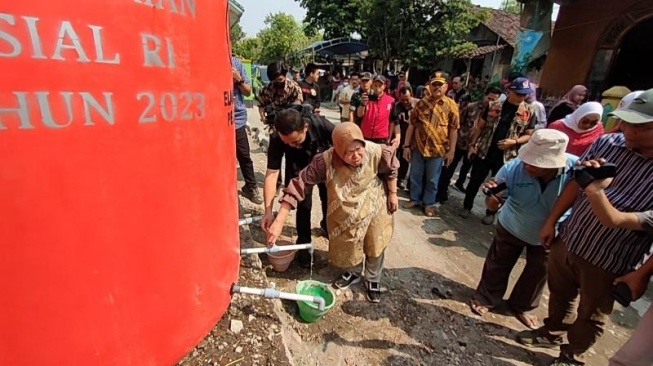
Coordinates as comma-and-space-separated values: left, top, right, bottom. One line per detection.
338, 73, 360, 122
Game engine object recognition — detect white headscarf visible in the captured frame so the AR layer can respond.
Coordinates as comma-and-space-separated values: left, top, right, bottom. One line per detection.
562, 102, 603, 133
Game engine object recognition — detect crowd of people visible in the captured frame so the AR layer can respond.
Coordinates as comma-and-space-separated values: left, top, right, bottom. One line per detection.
231, 57, 653, 366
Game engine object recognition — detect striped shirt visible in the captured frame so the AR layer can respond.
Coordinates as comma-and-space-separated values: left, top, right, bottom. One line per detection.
560, 133, 653, 275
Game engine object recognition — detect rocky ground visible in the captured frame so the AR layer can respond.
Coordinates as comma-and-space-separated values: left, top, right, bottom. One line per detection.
179, 105, 648, 366
177, 221, 293, 366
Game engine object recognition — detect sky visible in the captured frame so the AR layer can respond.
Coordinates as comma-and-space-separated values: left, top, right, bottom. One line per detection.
236, 0, 559, 37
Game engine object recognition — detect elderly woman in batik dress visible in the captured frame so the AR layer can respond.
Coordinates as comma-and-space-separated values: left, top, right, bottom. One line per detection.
266, 122, 399, 303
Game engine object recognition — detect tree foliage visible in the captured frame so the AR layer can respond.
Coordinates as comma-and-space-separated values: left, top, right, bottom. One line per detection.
231, 13, 321, 64
233, 37, 262, 60
361, 0, 488, 69
256, 12, 312, 64
230, 23, 246, 44
297, 0, 487, 69
501, 0, 522, 14
296, 0, 368, 39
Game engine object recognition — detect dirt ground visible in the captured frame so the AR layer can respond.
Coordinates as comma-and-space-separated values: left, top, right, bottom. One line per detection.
181, 105, 647, 366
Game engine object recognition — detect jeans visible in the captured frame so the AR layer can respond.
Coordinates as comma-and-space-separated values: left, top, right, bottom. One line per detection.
235, 125, 257, 190
409, 149, 443, 206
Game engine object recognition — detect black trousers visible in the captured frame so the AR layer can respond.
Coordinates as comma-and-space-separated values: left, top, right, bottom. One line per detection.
295, 184, 328, 244
463, 156, 504, 212
235, 125, 257, 190
285, 165, 328, 244
436, 146, 473, 202
396, 123, 410, 182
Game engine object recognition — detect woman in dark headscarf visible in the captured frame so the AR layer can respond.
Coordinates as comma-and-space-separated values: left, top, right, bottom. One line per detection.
546, 85, 588, 126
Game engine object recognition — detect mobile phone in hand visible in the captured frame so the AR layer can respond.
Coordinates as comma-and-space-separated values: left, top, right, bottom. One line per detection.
573, 163, 617, 189
483, 182, 507, 197
612, 282, 632, 307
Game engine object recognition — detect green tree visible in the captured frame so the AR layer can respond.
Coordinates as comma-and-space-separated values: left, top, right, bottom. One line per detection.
362, 0, 488, 69
297, 0, 368, 39
230, 23, 246, 44
233, 37, 262, 61
257, 12, 311, 64
501, 0, 522, 14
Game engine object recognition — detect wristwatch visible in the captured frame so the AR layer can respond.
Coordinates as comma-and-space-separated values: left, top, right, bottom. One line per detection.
235, 80, 245, 86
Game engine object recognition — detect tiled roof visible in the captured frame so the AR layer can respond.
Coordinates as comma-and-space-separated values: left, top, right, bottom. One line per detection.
455, 44, 506, 59
474, 7, 521, 47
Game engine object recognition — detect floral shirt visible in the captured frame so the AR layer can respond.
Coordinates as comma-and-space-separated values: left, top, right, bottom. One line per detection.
457, 102, 483, 150
257, 79, 303, 111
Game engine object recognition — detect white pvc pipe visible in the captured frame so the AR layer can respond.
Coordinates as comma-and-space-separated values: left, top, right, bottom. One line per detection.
240, 243, 314, 255
231, 284, 325, 311
238, 212, 278, 226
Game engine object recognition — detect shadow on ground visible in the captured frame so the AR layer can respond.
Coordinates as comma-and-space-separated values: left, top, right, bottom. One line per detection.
279, 264, 553, 366
342, 268, 552, 365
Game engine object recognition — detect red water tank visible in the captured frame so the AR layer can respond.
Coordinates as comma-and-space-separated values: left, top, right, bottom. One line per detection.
0, 1, 239, 365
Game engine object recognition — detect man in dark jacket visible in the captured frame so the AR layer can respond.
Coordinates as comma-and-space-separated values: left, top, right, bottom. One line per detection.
260, 106, 333, 267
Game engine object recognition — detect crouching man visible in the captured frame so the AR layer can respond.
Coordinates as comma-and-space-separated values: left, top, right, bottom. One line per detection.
470, 129, 577, 329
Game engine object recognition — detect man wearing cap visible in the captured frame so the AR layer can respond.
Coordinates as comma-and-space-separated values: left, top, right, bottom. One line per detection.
517, 89, 653, 366
469, 129, 577, 330
461, 77, 536, 224
402, 71, 460, 217
353, 74, 398, 144
437, 85, 503, 203
606, 90, 644, 133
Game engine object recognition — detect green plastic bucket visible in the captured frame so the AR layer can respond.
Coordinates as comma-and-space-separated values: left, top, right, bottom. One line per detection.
295, 280, 335, 323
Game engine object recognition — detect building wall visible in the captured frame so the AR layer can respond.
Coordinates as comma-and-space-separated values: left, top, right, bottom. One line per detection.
540, 0, 645, 96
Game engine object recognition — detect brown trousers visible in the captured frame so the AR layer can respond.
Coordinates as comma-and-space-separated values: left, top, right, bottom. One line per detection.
543, 238, 618, 359
474, 221, 548, 313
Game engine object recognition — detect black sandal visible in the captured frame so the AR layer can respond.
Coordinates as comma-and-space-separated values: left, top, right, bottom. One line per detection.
366, 281, 381, 303
333, 271, 361, 289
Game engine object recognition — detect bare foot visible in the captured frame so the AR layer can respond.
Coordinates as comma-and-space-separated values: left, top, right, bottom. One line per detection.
514, 312, 539, 329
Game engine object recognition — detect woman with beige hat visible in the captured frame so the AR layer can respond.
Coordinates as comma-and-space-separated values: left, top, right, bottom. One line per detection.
470, 129, 578, 329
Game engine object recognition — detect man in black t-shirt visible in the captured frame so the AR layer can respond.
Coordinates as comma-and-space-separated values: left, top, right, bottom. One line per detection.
390, 85, 418, 189
461, 77, 536, 224
298, 63, 321, 113
260, 106, 333, 267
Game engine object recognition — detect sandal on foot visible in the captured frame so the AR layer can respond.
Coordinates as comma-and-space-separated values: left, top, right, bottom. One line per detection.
514, 312, 540, 330
333, 271, 361, 289
516, 327, 563, 349
469, 299, 491, 317
365, 281, 381, 303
